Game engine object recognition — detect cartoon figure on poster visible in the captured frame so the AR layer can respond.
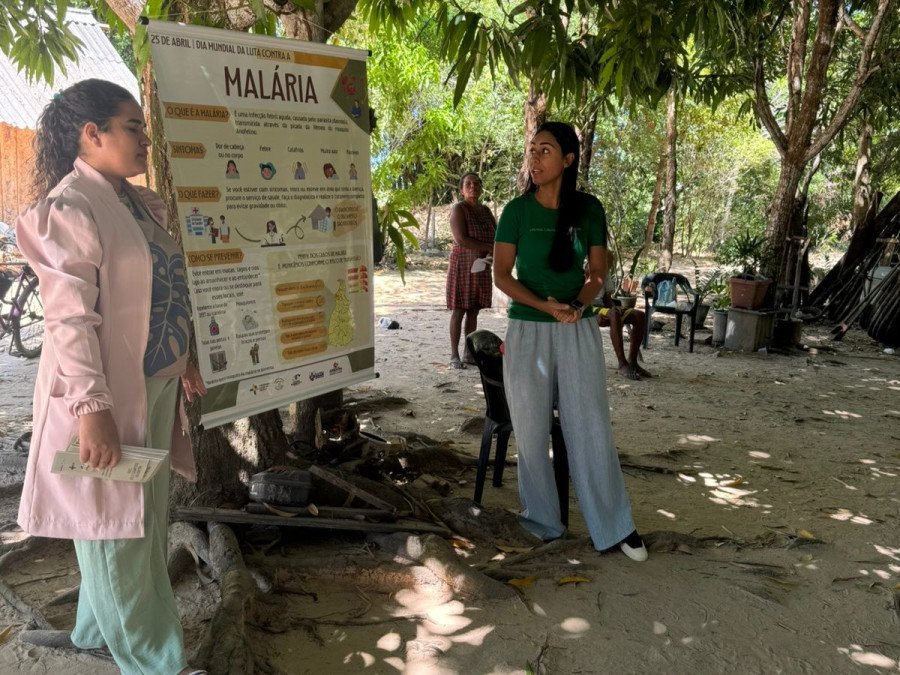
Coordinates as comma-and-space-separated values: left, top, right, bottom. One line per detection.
262, 220, 284, 247
218, 215, 230, 243
328, 280, 353, 346
349, 163, 358, 180
225, 160, 240, 179
323, 163, 338, 180
294, 161, 305, 180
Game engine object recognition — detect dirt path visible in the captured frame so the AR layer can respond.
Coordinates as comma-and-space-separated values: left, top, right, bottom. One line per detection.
1, 262, 898, 673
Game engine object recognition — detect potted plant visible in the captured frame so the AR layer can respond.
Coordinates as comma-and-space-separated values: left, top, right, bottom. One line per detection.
717, 230, 771, 310
692, 269, 726, 328
711, 286, 730, 345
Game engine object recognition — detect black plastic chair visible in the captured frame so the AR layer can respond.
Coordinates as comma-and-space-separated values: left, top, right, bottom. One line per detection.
641, 272, 700, 353
466, 330, 569, 526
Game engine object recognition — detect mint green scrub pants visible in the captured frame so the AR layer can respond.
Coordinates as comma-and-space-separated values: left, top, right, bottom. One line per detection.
71, 377, 187, 675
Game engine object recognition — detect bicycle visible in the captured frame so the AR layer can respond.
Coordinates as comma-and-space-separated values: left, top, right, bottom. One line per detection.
0, 262, 44, 359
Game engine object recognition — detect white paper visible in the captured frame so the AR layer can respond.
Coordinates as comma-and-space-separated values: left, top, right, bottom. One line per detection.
52, 440, 168, 483
471, 255, 493, 273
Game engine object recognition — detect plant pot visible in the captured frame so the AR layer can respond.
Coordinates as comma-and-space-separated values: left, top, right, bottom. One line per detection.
729, 277, 771, 310
712, 309, 728, 344
694, 303, 711, 329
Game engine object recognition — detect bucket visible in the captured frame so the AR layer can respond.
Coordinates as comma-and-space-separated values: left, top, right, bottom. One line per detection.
712, 309, 728, 344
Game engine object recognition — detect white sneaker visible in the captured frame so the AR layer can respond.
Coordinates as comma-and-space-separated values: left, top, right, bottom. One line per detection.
619, 532, 649, 562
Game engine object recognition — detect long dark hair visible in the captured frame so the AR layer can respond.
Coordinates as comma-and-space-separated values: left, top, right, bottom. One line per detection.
526, 121, 582, 273
32, 79, 137, 199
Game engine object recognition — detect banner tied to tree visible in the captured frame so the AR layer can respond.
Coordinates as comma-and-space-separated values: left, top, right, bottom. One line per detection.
148, 21, 375, 428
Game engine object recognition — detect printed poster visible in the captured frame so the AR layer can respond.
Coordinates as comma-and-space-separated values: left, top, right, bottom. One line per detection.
147, 22, 374, 429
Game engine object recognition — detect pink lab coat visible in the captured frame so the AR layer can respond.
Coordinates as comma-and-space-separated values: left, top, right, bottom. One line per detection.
15, 158, 196, 540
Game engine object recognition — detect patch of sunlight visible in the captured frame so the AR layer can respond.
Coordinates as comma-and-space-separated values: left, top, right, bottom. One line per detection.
657, 509, 677, 520
822, 409, 862, 419
681, 636, 695, 645
653, 621, 667, 635
677, 473, 697, 484
377, 632, 402, 652
394, 586, 452, 614
449, 625, 495, 646
343, 652, 376, 667
889, 564, 900, 573
698, 472, 718, 487
708, 487, 760, 508
677, 434, 720, 446
566, 558, 583, 565
874, 544, 900, 561
531, 603, 547, 617
383, 656, 405, 671
860, 459, 877, 465
560, 617, 591, 634
424, 601, 471, 634
749, 450, 770, 459
872, 569, 891, 580
837, 646, 898, 669
824, 507, 874, 525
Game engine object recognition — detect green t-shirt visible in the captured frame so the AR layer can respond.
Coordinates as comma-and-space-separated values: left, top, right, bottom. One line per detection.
495, 191, 607, 322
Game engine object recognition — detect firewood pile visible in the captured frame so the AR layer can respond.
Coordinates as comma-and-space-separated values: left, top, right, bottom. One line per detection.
807, 191, 900, 346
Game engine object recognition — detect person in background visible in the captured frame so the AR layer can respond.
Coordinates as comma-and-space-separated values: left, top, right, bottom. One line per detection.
446, 172, 495, 369
493, 121, 647, 562
594, 250, 651, 380
14, 78, 208, 674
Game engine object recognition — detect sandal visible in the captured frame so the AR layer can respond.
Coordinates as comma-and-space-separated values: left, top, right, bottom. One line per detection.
449, 356, 466, 369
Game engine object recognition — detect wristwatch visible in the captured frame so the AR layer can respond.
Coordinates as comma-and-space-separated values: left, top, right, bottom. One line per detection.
569, 299, 585, 312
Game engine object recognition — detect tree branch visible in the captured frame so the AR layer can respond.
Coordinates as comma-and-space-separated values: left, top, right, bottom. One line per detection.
806, 0, 894, 161
786, 0, 811, 137
103, 0, 146, 32
793, 0, 841, 146
752, 58, 787, 156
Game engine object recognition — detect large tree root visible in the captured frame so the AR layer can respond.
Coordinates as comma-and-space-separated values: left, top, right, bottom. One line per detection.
194, 522, 260, 675
168, 521, 211, 585
370, 533, 517, 601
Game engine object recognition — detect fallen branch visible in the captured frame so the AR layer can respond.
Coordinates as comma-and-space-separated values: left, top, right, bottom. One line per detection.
472, 536, 591, 571
0, 578, 53, 629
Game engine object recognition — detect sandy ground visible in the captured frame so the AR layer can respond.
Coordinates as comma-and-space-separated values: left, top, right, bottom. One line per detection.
0, 258, 898, 674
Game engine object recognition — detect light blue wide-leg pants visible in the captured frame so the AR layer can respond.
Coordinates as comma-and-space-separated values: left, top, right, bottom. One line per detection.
503, 318, 636, 551
71, 377, 187, 675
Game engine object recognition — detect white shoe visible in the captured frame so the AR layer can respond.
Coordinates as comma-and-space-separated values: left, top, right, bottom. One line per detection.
619, 537, 649, 562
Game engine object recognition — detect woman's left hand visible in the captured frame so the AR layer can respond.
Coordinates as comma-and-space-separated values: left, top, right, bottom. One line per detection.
181, 362, 207, 403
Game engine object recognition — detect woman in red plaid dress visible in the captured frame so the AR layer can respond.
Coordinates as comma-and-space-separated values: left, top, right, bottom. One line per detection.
447, 172, 496, 368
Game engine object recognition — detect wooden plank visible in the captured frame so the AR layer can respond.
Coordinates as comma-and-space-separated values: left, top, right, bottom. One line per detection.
244, 502, 399, 520
175, 506, 449, 536
308, 465, 398, 513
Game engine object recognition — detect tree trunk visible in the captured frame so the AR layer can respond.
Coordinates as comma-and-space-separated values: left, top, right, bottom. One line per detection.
642, 152, 665, 253
659, 86, 677, 272
762, 156, 805, 283
851, 116, 873, 231
517, 82, 546, 193
577, 107, 598, 188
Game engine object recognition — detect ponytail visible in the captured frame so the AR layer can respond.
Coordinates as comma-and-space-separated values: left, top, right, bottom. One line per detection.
32, 79, 136, 199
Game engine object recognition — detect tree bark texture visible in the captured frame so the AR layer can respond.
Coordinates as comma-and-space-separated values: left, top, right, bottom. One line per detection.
577, 107, 598, 189
851, 116, 874, 231
642, 151, 666, 255
754, 0, 894, 289
517, 82, 547, 193
659, 86, 677, 272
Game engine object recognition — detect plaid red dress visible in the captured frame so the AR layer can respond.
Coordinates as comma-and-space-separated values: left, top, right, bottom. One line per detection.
446, 201, 496, 310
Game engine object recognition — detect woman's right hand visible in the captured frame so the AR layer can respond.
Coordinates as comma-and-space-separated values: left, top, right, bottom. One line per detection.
78, 410, 122, 469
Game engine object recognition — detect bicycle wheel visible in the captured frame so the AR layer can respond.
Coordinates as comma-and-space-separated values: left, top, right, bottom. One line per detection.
12, 277, 43, 358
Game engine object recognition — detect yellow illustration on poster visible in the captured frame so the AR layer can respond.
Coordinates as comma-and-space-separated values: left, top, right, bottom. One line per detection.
147, 21, 374, 429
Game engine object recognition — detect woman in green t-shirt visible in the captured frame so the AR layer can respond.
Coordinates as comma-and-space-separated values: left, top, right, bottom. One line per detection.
494, 121, 647, 562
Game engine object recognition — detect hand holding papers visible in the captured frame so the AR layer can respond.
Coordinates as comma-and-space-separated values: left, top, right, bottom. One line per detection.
471, 255, 493, 274
53, 439, 168, 483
